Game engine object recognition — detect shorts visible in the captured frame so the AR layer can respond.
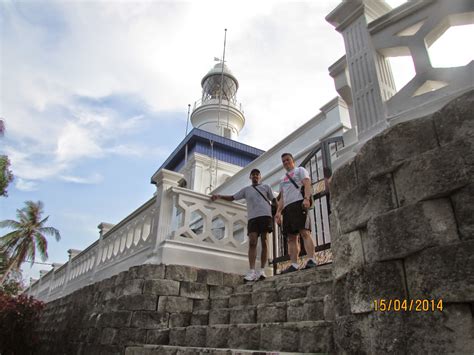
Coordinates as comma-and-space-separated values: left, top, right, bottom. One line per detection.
248, 216, 273, 236
282, 200, 311, 235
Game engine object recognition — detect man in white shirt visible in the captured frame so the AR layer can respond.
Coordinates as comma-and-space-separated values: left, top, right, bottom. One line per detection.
275, 153, 317, 273
211, 169, 274, 281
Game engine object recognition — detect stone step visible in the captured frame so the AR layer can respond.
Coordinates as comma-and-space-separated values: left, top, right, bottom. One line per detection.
208, 280, 333, 310
126, 344, 324, 355
195, 295, 332, 326
142, 320, 333, 353
232, 265, 333, 294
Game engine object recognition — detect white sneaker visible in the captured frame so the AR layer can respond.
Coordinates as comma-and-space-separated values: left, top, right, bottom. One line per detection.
244, 269, 257, 282
256, 269, 267, 281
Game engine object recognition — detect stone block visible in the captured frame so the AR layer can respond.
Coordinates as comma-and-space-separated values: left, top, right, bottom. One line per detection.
96, 344, 122, 355
209, 285, 233, 298
451, 183, 474, 240
333, 314, 370, 354
365, 199, 459, 262
197, 269, 224, 286
228, 293, 252, 307
367, 311, 407, 354
287, 298, 324, 322
394, 140, 474, 206
87, 327, 101, 344
323, 294, 335, 321
168, 327, 186, 346
193, 299, 210, 311
433, 89, 474, 146
157, 296, 193, 313
333, 174, 398, 233
260, 323, 299, 352
329, 158, 358, 200
146, 329, 169, 345
278, 283, 309, 302
229, 305, 256, 324
206, 325, 229, 348
405, 303, 474, 353
169, 313, 191, 327
190, 310, 209, 325
97, 311, 132, 328
356, 115, 438, 181
405, 240, 474, 302
165, 265, 198, 282
296, 321, 334, 353
331, 230, 365, 280
208, 308, 230, 325
100, 328, 117, 345
234, 283, 253, 293
306, 280, 333, 299
348, 261, 406, 314
227, 324, 260, 349
210, 297, 229, 309
131, 311, 169, 329
129, 264, 166, 280
251, 290, 279, 305
180, 282, 209, 300
117, 294, 158, 311
115, 279, 144, 297
222, 273, 242, 287
256, 302, 286, 323
116, 328, 147, 347
184, 326, 207, 347
143, 279, 180, 296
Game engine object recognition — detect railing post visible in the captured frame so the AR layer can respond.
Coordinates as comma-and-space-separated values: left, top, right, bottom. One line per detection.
62, 249, 81, 296
91, 223, 114, 282
326, 0, 394, 142
148, 169, 184, 263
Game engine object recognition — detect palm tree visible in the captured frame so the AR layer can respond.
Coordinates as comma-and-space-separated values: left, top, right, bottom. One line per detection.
0, 201, 61, 284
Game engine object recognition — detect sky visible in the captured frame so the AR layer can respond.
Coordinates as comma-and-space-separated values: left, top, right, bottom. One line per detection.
0, 0, 471, 283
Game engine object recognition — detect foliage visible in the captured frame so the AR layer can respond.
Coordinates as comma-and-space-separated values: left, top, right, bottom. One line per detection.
0, 291, 45, 355
0, 201, 61, 284
0, 155, 13, 197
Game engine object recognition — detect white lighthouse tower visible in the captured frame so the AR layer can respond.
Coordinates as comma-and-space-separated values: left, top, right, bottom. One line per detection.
190, 62, 245, 140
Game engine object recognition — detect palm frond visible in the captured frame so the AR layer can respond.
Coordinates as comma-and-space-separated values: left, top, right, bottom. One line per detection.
34, 233, 48, 260
0, 220, 22, 229
39, 226, 61, 241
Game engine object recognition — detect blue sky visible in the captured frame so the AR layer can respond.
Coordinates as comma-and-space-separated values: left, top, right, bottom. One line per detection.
3, 0, 470, 282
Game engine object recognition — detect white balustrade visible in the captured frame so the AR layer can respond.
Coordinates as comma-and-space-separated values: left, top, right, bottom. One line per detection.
327, 0, 473, 148
169, 186, 249, 253
24, 170, 255, 301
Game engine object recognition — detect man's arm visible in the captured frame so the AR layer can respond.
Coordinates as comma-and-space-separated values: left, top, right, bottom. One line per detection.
302, 177, 312, 200
275, 191, 284, 225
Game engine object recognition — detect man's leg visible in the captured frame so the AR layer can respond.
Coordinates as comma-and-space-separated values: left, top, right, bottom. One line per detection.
260, 233, 268, 269
287, 234, 299, 264
248, 232, 259, 270
300, 229, 316, 265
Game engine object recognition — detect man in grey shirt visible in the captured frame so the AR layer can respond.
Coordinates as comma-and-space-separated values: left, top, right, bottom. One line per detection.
211, 168, 274, 281
275, 152, 317, 273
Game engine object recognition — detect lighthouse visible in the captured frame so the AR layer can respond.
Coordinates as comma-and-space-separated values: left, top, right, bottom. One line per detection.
190, 62, 245, 140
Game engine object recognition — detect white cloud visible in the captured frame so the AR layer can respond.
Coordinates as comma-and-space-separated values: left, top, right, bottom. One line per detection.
59, 173, 103, 184
1, 0, 425, 190
56, 122, 104, 162
15, 178, 38, 191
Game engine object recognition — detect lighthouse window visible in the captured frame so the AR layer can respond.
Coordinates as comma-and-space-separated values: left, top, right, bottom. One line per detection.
223, 127, 232, 138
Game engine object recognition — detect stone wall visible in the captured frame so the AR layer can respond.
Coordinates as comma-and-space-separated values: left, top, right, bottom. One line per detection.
36, 264, 242, 355
329, 90, 474, 353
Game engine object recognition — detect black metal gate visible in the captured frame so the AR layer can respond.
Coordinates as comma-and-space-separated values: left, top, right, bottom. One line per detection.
271, 136, 344, 273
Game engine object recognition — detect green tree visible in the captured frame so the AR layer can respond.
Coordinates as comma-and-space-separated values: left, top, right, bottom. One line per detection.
0, 156, 14, 197
0, 119, 14, 197
0, 201, 61, 284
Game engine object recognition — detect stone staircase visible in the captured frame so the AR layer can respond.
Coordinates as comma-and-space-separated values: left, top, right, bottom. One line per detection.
124, 265, 335, 355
